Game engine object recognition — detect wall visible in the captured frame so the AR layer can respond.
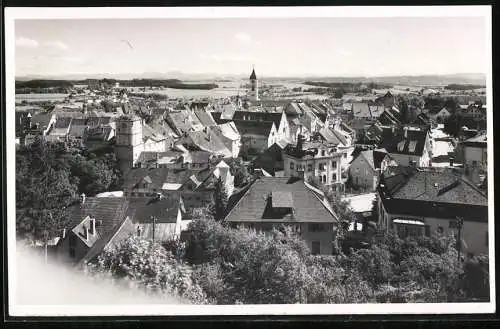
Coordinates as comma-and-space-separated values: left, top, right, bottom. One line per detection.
235, 222, 334, 255
284, 151, 343, 186
349, 154, 378, 190
56, 232, 90, 264
464, 146, 487, 167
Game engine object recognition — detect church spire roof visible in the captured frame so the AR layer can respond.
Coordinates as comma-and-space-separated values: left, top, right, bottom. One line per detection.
250, 65, 257, 80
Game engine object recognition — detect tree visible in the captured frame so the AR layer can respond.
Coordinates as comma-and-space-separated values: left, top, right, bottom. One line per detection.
229, 157, 251, 187
209, 177, 228, 222
90, 235, 207, 304
443, 113, 463, 137
398, 98, 411, 124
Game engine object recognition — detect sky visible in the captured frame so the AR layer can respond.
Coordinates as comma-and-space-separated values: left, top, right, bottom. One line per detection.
14, 17, 488, 78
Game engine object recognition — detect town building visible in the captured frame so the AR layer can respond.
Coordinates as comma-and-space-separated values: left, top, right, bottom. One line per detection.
456, 132, 487, 184
283, 135, 346, 191
349, 148, 394, 191
380, 126, 432, 167
114, 114, 170, 173
377, 166, 488, 257
249, 66, 259, 101
224, 177, 340, 255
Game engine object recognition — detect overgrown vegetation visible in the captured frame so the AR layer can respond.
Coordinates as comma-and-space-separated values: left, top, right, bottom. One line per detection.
16, 138, 122, 243
84, 216, 489, 304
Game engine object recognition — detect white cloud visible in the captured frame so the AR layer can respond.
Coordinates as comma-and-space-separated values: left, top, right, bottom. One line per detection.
16, 37, 39, 48
44, 40, 69, 50
234, 32, 252, 44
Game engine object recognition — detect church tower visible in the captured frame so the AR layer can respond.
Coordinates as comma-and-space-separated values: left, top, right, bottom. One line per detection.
249, 65, 259, 101
115, 114, 143, 173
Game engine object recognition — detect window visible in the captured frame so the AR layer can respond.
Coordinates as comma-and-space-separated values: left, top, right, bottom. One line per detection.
321, 150, 326, 156
308, 223, 325, 232
312, 241, 321, 255
437, 226, 444, 234
332, 161, 337, 169
319, 163, 325, 171
332, 173, 337, 181
322, 175, 327, 183
343, 153, 347, 158
424, 225, 430, 237
396, 224, 424, 239
307, 164, 313, 172
290, 162, 295, 170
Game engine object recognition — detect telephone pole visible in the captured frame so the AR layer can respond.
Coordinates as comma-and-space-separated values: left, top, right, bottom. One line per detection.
151, 216, 158, 244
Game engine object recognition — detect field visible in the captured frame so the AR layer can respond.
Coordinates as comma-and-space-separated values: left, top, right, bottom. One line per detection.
16, 93, 69, 103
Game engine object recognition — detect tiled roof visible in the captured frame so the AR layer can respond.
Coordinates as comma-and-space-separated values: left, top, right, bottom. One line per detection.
218, 122, 240, 141
352, 102, 371, 118
185, 129, 232, 157
193, 109, 217, 127
380, 167, 487, 206
318, 126, 344, 146
232, 119, 274, 137
462, 132, 487, 147
64, 197, 129, 242
382, 127, 429, 156
123, 167, 212, 190
126, 196, 182, 223
166, 111, 203, 135
54, 117, 72, 129
232, 111, 283, 128
225, 177, 339, 223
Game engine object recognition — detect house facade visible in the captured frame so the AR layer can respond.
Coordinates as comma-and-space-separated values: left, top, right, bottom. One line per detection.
349, 148, 393, 191
283, 135, 345, 190
377, 167, 488, 257
224, 177, 340, 255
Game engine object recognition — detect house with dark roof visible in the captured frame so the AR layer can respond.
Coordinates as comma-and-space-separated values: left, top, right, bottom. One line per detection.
252, 142, 287, 177
380, 126, 432, 167
348, 148, 395, 191
224, 177, 340, 255
377, 167, 489, 257
126, 195, 191, 243
55, 197, 133, 265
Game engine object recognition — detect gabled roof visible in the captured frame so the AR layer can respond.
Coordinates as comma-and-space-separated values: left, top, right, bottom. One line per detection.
126, 196, 182, 223
318, 126, 345, 146
356, 148, 389, 171
225, 177, 339, 223
64, 197, 130, 242
193, 109, 217, 127
123, 167, 212, 190
379, 168, 488, 221
185, 129, 232, 157
382, 127, 429, 156
232, 119, 274, 137
232, 111, 283, 129
218, 122, 240, 141
462, 132, 487, 147
166, 111, 203, 135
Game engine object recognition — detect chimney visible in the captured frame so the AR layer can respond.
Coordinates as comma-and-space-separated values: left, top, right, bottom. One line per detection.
297, 134, 305, 151
84, 225, 89, 240
89, 218, 96, 236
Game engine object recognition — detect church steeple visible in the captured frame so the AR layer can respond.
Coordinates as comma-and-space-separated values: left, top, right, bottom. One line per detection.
249, 65, 259, 101
250, 65, 257, 80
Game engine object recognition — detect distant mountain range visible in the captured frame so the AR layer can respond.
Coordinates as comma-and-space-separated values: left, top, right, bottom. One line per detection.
15, 72, 486, 86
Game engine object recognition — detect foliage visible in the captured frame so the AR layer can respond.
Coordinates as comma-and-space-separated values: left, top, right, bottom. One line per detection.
16, 137, 122, 241
209, 177, 229, 222
444, 84, 485, 91
460, 254, 489, 301
443, 113, 464, 137
228, 157, 252, 187
89, 235, 207, 304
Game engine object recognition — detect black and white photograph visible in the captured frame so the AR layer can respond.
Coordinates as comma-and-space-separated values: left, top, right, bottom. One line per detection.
5, 6, 494, 316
